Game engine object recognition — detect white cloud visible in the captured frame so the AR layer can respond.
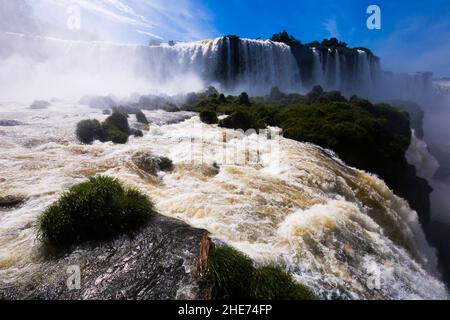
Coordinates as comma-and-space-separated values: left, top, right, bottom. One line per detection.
23, 0, 216, 42
135, 29, 163, 40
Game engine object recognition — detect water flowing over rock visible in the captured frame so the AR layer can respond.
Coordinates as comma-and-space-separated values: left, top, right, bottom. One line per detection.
0, 104, 448, 300
0, 32, 433, 103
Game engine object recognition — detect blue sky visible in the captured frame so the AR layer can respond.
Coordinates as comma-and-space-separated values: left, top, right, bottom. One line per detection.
203, 0, 450, 76
13, 0, 450, 76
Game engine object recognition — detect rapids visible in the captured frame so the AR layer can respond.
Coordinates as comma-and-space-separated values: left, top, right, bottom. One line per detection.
0, 103, 448, 300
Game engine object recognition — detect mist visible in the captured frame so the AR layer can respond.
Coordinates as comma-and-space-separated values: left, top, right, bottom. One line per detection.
424, 92, 450, 225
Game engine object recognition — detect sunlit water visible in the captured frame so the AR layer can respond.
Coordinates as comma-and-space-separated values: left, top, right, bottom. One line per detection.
0, 102, 448, 300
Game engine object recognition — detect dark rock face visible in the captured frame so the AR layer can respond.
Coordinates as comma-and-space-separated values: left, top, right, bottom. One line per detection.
387, 100, 425, 139
30, 100, 51, 109
0, 214, 212, 300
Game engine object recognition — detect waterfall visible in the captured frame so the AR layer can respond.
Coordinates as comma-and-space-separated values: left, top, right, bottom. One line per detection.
357, 50, 373, 97
335, 50, 341, 90
0, 32, 300, 100
0, 31, 436, 104
312, 48, 324, 87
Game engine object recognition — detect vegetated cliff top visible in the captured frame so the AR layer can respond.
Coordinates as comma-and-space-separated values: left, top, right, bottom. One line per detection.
270, 30, 377, 57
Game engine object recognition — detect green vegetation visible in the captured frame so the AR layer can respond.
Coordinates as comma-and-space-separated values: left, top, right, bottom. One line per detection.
76, 119, 104, 144
251, 267, 317, 300
182, 86, 432, 223
219, 111, 266, 132
208, 246, 316, 300
38, 176, 154, 247
104, 111, 130, 133
76, 111, 145, 145
200, 110, 219, 124
387, 100, 425, 139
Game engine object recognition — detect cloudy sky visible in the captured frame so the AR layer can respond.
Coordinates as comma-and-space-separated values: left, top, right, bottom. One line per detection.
1, 0, 449, 77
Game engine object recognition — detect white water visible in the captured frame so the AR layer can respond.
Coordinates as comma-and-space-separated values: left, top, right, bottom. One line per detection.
406, 131, 440, 181
0, 103, 448, 300
312, 48, 324, 87
0, 32, 298, 100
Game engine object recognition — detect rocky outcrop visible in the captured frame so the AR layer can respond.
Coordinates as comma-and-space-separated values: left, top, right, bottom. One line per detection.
0, 214, 212, 300
0, 194, 26, 208
30, 100, 51, 110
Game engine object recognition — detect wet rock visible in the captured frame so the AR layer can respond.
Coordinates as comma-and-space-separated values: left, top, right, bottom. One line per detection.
0, 195, 26, 208
30, 100, 51, 110
0, 120, 22, 126
132, 152, 173, 176
0, 214, 213, 300
136, 111, 149, 124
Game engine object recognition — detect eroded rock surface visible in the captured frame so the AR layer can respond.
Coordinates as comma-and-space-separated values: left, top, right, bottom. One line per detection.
0, 214, 212, 300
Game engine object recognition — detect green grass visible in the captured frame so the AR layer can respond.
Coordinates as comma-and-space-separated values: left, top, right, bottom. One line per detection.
38, 176, 154, 248
208, 246, 316, 300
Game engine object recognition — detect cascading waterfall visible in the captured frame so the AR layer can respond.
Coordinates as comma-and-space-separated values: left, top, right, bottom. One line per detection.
0, 32, 300, 100
0, 31, 435, 103
335, 50, 341, 90
312, 48, 324, 87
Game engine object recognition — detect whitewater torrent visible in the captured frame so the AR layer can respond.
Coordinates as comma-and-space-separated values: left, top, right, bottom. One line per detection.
0, 103, 448, 300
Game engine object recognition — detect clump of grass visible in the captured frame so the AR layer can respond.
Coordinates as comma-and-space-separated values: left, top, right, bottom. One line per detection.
208, 246, 316, 300
251, 267, 316, 300
208, 246, 254, 299
38, 176, 154, 248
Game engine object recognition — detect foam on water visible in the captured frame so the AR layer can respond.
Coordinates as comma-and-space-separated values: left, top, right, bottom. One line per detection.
0, 103, 448, 299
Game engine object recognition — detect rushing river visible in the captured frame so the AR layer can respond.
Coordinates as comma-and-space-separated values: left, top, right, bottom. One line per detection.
0, 102, 448, 299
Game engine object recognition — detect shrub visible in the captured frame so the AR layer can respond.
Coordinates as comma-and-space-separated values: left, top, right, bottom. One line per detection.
237, 92, 251, 106
76, 119, 104, 144
200, 110, 219, 124
219, 110, 265, 131
306, 85, 324, 103
104, 111, 130, 133
208, 246, 316, 300
102, 123, 129, 144
38, 176, 154, 247
136, 111, 149, 124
